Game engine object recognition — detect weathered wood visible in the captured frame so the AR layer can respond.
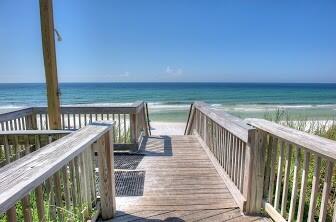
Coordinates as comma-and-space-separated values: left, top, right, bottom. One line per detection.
263, 202, 286, 222
297, 151, 310, 222
39, 0, 61, 130
0, 108, 34, 123
0, 130, 71, 135
319, 161, 334, 222
0, 121, 114, 212
281, 143, 292, 216
307, 155, 321, 222
190, 102, 254, 142
247, 118, 336, 161
195, 133, 247, 210
274, 141, 285, 210
96, 131, 116, 219
288, 146, 301, 221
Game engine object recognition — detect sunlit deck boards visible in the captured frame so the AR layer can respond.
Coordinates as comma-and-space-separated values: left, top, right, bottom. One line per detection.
108, 135, 269, 222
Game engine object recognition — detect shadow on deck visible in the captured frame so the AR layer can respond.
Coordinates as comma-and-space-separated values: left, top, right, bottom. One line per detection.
108, 135, 269, 222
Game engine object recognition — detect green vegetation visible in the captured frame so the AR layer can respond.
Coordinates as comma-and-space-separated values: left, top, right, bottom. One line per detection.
0, 189, 95, 222
264, 109, 336, 221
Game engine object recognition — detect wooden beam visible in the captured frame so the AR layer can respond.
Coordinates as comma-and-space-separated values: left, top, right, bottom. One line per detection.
39, 0, 61, 129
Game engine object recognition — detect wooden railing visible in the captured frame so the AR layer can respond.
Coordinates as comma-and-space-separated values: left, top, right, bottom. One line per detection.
0, 101, 151, 151
185, 102, 259, 213
186, 102, 336, 221
0, 108, 36, 131
0, 121, 116, 221
247, 118, 336, 222
0, 130, 71, 168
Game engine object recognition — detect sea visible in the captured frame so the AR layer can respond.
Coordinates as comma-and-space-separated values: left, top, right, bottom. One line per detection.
0, 83, 336, 122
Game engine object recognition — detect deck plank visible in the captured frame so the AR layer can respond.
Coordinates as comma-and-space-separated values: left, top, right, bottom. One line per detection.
107, 135, 269, 221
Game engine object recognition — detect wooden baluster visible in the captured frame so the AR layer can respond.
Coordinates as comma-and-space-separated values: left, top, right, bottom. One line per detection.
237, 139, 242, 188
268, 137, 278, 203
281, 143, 292, 216
85, 148, 93, 212
118, 114, 121, 143
67, 114, 70, 129
224, 130, 229, 172
220, 126, 224, 167
307, 156, 321, 221
239, 142, 245, 192
274, 140, 285, 210
39, 114, 43, 130
297, 151, 310, 222
6, 207, 17, 222
74, 156, 82, 210
34, 135, 45, 222
112, 114, 116, 142
45, 114, 49, 129
232, 136, 237, 182
79, 114, 82, 128
14, 136, 20, 160
288, 146, 301, 221
69, 159, 78, 213
62, 165, 71, 212
79, 151, 90, 219
263, 135, 273, 197
124, 114, 127, 143
10, 120, 14, 130
18, 118, 22, 130
73, 113, 76, 129
21, 135, 32, 222
61, 113, 65, 129
88, 145, 97, 204
4, 135, 17, 222
46, 137, 56, 221
318, 161, 334, 222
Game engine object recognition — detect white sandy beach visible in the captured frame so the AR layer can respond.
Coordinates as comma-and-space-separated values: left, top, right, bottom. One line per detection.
150, 121, 186, 135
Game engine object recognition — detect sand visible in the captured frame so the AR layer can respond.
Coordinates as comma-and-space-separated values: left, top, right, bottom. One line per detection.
150, 122, 186, 135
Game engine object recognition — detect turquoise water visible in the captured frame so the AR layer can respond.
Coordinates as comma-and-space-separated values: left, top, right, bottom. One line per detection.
0, 83, 336, 122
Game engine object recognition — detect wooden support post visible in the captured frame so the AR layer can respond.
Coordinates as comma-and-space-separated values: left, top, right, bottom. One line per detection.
39, 0, 61, 129
243, 128, 265, 214
96, 130, 116, 220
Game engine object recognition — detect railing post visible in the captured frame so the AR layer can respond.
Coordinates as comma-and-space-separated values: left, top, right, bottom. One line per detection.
96, 129, 116, 219
243, 128, 265, 214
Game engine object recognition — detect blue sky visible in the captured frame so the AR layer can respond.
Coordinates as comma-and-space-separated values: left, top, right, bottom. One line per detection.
0, 0, 335, 83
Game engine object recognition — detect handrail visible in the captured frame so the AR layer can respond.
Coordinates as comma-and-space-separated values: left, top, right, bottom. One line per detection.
0, 108, 33, 123
0, 101, 151, 151
0, 129, 72, 135
247, 118, 336, 221
0, 121, 116, 220
185, 101, 254, 142
185, 101, 259, 213
246, 118, 336, 161
0, 130, 72, 167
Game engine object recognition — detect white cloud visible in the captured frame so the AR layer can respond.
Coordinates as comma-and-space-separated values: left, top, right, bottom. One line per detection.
165, 66, 183, 76
119, 71, 130, 77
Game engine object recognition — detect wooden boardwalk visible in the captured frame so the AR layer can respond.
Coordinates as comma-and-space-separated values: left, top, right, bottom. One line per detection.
108, 135, 269, 222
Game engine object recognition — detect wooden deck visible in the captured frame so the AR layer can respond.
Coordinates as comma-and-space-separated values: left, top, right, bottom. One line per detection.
108, 135, 269, 222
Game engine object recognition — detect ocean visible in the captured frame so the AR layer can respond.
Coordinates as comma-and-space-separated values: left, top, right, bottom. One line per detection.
0, 83, 336, 122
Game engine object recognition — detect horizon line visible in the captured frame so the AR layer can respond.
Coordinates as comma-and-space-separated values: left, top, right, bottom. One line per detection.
0, 81, 336, 84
